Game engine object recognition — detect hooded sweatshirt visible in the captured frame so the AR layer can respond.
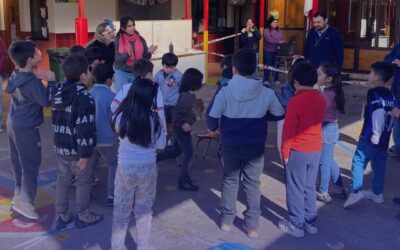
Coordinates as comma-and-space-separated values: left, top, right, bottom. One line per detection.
50, 81, 96, 160
5, 70, 52, 129
207, 74, 285, 145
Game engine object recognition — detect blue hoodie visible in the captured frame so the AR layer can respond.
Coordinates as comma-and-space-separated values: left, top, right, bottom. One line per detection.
207, 74, 285, 145
5, 70, 53, 129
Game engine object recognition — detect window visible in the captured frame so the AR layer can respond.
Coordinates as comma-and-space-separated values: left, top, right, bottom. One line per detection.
359, 0, 396, 48
192, 0, 228, 33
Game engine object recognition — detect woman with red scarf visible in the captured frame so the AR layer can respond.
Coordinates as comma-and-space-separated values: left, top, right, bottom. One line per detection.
114, 16, 157, 93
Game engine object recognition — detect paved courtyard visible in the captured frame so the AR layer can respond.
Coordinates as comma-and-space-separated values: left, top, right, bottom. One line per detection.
0, 81, 400, 250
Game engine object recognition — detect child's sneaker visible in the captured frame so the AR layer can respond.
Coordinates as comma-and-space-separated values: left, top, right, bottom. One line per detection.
278, 220, 305, 238
12, 200, 39, 220
106, 197, 114, 206
243, 224, 258, 238
393, 197, 400, 205
56, 212, 74, 229
75, 209, 103, 228
343, 191, 364, 208
178, 178, 199, 192
363, 190, 384, 204
0, 127, 4, 133
387, 147, 399, 156
220, 223, 232, 232
316, 191, 332, 203
11, 194, 19, 206
304, 221, 318, 234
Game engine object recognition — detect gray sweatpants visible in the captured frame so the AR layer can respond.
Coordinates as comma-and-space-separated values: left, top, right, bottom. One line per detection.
8, 127, 41, 203
285, 150, 321, 226
56, 157, 92, 216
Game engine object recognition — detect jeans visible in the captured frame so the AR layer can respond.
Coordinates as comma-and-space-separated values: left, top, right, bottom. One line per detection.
220, 144, 265, 229
389, 118, 400, 153
350, 138, 387, 195
8, 127, 41, 203
111, 162, 157, 250
263, 50, 279, 82
156, 127, 193, 183
285, 150, 320, 226
89, 144, 118, 198
318, 122, 343, 193
114, 69, 134, 93
56, 157, 92, 215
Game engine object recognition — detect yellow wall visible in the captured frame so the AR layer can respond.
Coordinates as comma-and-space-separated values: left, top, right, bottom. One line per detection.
0, 0, 4, 31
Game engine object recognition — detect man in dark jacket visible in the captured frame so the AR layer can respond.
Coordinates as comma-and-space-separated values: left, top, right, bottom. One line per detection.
304, 11, 344, 71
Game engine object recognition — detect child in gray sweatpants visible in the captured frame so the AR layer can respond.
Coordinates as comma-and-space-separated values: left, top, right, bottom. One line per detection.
6, 40, 55, 220
279, 61, 326, 237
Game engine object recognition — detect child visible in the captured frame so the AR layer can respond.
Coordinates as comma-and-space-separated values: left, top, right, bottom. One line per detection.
153, 52, 183, 125
207, 48, 285, 238
111, 58, 166, 131
111, 78, 166, 250
279, 61, 327, 237
88, 63, 118, 206
316, 62, 347, 203
344, 62, 395, 208
6, 40, 55, 220
157, 68, 203, 191
84, 47, 106, 72
51, 55, 103, 229
69, 45, 86, 56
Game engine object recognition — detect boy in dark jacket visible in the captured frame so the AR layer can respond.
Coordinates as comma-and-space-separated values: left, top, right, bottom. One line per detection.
51, 55, 103, 229
6, 40, 55, 220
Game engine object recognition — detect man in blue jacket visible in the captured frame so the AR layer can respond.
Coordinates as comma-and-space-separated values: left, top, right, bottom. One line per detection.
304, 11, 344, 71
384, 45, 400, 156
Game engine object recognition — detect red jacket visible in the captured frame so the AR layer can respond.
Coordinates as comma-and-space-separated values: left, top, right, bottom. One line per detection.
281, 89, 327, 160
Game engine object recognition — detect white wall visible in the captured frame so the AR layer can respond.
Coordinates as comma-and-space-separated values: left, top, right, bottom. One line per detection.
0, 0, 5, 30
171, 0, 185, 20
18, 0, 117, 34
19, 0, 31, 32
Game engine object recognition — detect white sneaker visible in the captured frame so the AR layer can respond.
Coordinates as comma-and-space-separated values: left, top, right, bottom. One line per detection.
12, 200, 39, 220
274, 80, 281, 85
0, 127, 4, 133
304, 221, 318, 234
316, 191, 332, 203
278, 220, 305, 238
343, 191, 364, 208
363, 190, 384, 204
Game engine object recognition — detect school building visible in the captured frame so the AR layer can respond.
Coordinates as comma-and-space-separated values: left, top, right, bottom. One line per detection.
0, 0, 398, 74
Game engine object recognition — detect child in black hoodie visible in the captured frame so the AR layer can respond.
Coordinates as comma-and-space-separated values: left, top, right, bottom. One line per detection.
6, 40, 55, 220
50, 55, 103, 229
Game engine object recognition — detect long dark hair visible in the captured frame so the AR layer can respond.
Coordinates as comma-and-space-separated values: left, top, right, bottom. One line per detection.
116, 16, 135, 37
319, 62, 345, 114
267, 16, 279, 31
112, 78, 161, 147
179, 68, 204, 93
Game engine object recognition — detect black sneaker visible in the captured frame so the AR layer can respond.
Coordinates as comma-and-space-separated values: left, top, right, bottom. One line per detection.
56, 214, 73, 229
106, 197, 114, 206
75, 210, 103, 228
393, 197, 400, 205
178, 178, 199, 192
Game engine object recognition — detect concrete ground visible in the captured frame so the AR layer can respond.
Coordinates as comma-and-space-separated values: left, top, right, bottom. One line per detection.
1, 77, 400, 250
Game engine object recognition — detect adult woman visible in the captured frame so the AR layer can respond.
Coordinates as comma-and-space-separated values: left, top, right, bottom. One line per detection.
263, 15, 284, 85
240, 19, 261, 60
86, 22, 115, 66
114, 16, 158, 93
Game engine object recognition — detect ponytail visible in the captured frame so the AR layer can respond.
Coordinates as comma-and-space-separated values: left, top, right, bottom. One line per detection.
320, 62, 345, 114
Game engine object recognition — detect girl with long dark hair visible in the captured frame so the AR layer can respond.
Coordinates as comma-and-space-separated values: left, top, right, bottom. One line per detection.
316, 62, 347, 203
111, 78, 166, 250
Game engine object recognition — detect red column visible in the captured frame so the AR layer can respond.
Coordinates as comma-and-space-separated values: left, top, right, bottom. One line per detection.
259, 0, 265, 62
203, 0, 209, 81
75, 0, 88, 46
184, 0, 191, 19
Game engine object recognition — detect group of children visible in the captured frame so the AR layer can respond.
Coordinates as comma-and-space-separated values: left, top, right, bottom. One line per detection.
3, 37, 400, 249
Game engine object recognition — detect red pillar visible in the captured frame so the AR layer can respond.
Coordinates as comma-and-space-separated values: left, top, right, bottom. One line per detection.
203, 0, 209, 81
259, 0, 265, 63
75, 0, 88, 46
184, 0, 191, 19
